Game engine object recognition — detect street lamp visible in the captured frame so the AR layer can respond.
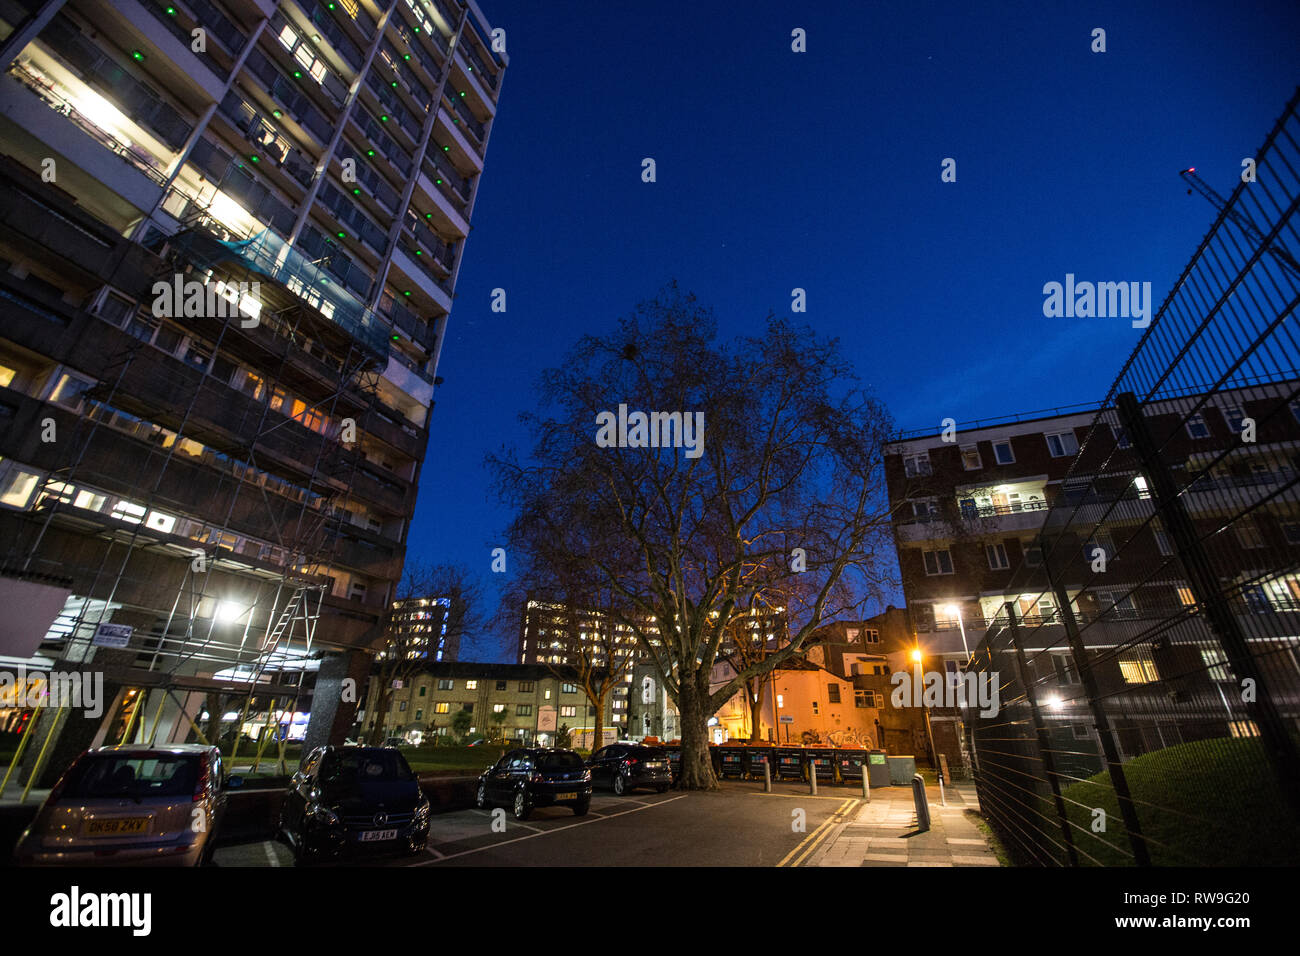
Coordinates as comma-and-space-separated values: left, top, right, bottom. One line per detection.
945, 603, 978, 779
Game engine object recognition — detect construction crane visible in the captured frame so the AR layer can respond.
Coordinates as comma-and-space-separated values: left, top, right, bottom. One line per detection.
1179, 167, 1300, 279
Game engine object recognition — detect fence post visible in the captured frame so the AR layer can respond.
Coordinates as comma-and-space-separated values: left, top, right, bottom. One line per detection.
763, 759, 772, 793
809, 756, 817, 796
1005, 601, 1079, 866
1118, 391, 1300, 816
1053, 583, 1151, 865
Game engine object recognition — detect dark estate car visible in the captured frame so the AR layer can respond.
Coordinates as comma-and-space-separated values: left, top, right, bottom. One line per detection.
588, 744, 673, 795
278, 745, 430, 864
477, 748, 592, 820
13, 744, 237, 867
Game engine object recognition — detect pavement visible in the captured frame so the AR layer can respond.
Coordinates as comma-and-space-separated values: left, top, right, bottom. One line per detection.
802, 780, 1000, 867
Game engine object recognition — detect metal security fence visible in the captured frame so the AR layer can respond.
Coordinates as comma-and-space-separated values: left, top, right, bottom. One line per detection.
965, 87, 1300, 866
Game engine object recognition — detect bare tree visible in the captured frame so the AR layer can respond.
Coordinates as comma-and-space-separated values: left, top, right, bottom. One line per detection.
367, 560, 482, 744
490, 284, 897, 788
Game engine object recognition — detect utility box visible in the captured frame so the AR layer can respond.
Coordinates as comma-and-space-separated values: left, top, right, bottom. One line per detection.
867, 750, 892, 788
887, 755, 917, 786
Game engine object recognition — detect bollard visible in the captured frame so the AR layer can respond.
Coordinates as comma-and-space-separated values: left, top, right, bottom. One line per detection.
911, 773, 931, 831
937, 754, 949, 807
809, 757, 817, 796
861, 766, 870, 802
764, 759, 772, 793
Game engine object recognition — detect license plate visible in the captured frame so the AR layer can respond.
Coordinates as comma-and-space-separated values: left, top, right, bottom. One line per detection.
647, 762, 665, 769
358, 828, 398, 842
85, 817, 148, 836
555, 792, 577, 801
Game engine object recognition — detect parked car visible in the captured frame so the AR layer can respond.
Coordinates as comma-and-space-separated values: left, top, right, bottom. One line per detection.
588, 744, 673, 794
13, 744, 239, 867
477, 748, 591, 820
383, 737, 407, 748
278, 745, 430, 864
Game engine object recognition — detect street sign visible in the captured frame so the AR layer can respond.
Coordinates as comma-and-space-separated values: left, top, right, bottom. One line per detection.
778, 715, 794, 724
92, 623, 132, 648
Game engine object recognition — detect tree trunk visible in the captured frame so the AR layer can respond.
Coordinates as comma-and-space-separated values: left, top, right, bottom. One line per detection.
590, 689, 606, 753
747, 679, 767, 742
677, 678, 717, 790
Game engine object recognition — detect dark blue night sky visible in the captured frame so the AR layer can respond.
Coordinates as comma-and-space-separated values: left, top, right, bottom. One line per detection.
410, 0, 1300, 658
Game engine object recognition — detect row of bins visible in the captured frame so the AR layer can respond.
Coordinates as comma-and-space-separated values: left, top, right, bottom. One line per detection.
710, 746, 892, 786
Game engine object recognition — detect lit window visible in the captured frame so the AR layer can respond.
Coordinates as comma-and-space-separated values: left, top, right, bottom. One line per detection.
110, 500, 147, 524
465, 680, 477, 690
48, 372, 94, 410
145, 510, 177, 533
434, 702, 450, 714
1119, 659, 1159, 684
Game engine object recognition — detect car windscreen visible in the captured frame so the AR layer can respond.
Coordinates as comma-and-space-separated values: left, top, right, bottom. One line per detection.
319, 750, 414, 785
535, 752, 584, 770
634, 747, 667, 759
61, 754, 200, 799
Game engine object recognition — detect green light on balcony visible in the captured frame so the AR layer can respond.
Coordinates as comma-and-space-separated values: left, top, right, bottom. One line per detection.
435, 178, 443, 185
366, 149, 375, 156
403, 290, 411, 296
458, 91, 466, 97
249, 154, 260, 163
337, 231, 346, 239
165, 5, 177, 15
352, 188, 361, 195
442, 145, 449, 151
392, 333, 401, 341
131, 50, 145, 62
391, 81, 398, 88
327, 1, 335, 8
313, 35, 321, 43
272, 109, 282, 118
425, 213, 432, 219
403, 54, 410, 61
293, 70, 303, 78
413, 26, 419, 33
414, 249, 422, 255
380, 115, 388, 122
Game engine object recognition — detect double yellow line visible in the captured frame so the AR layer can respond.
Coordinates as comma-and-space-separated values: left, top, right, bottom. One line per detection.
777, 797, 858, 867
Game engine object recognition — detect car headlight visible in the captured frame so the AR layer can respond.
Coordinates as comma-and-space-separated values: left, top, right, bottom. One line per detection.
310, 806, 341, 825
414, 799, 431, 822
582, 770, 592, 782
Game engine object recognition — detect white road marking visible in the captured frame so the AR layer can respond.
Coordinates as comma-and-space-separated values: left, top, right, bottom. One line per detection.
413, 794, 688, 865
263, 842, 281, 867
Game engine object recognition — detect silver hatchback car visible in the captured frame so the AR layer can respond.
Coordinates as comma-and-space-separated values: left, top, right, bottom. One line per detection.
13, 743, 239, 867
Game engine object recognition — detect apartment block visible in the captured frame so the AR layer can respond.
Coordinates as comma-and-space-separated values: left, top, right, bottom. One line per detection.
0, 0, 503, 780
885, 384, 1300, 768
363, 662, 618, 749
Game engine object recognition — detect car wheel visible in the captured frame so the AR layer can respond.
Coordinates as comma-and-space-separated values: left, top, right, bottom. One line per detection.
476, 781, 489, 809
573, 799, 590, 817
513, 789, 531, 821
613, 774, 627, 796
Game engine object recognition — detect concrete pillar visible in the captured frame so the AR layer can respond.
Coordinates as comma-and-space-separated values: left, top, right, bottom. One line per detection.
302, 649, 372, 752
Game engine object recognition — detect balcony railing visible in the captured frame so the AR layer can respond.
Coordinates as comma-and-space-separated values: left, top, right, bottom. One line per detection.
365, 68, 423, 142
291, 0, 363, 70
216, 93, 315, 190
337, 143, 402, 213
446, 90, 485, 141
457, 32, 498, 92
353, 109, 413, 176
41, 14, 193, 150
423, 150, 471, 202
404, 210, 455, 270
8, 64, 169, 187
245, 48, 333, 145
319, 181, 389, 254
142, 0, 246, 58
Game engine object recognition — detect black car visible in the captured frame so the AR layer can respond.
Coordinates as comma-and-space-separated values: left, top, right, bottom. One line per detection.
588, 744, 672, 795
278, 745, 430, 864
477, 748, 592, 820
